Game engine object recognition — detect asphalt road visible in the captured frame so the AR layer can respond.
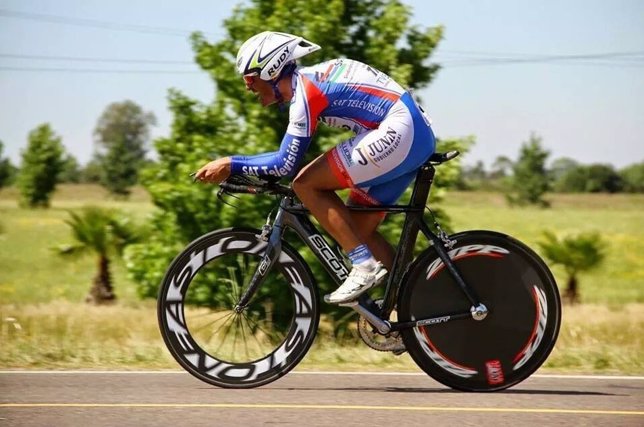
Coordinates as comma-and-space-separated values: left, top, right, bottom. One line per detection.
1, 371, 643, 426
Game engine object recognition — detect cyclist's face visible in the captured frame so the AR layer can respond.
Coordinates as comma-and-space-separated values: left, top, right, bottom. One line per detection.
244, 75, 276, 107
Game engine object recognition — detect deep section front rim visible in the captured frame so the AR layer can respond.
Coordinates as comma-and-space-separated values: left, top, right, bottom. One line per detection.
157, 228, 319, 388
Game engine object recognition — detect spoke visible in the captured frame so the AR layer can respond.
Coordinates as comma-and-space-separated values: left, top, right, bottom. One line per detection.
227, 265, 240, 303
189, 311, 234, 334
225, 255, 260, 306
240, 314, 267, 358
206, 312, 235, 340
238, 311, 251, 361
242, 312, 283, 345
235, 258, 247, 301
212, 313, 237, 355
182, 249, 295, 360
231, 314, 242, 361
189, 308, 232, 319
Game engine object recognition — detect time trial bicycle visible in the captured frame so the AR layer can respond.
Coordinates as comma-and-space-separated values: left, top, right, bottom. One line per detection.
157, 150, 561, 390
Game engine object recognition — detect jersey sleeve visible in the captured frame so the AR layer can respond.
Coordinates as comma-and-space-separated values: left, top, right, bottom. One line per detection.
286, 73, 328, 137
230, 132, 311, 178
229, 72, 327, 179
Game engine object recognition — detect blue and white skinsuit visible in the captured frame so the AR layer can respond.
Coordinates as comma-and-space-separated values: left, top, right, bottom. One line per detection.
231, 58, 436, 207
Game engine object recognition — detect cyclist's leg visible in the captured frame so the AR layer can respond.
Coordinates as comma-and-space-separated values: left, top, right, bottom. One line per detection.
346, 209, 395, 269
296, 93, 435, 302
297, 94, 435, 257
292, 152, 393, 267
292, 153, 364, 253
345, 170, 418, 270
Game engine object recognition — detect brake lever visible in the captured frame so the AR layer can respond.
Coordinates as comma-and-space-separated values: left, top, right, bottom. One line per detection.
216, 186, 240, 208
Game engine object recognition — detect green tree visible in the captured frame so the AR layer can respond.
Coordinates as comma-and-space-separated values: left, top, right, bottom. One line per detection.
461, 160, 487, 190
538, 231, 606, 304
555, 163, 624, 193
80, 159, 102, 183
619, 162, 644, 193
505, 133, 551, 207
126, 0, 472, 334
59, 153, 82, 183
94, 100, 156, 196
584, 164, 622, 193
550, 157, 578, 192
554, 164, 587, 193
0, 140, 17, 188
57, 207, 142, 304
17, 124, 65, 208
490, 155, 513, 179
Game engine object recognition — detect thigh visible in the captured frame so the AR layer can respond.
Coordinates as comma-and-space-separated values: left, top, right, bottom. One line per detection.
331, 122, 413, 187
328, 103, 433, 190
349, 170, 417, 206
294, 153, 345, 190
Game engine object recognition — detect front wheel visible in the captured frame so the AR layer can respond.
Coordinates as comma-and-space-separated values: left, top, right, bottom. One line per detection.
157, 228, 320, 388
398, 230, 561, 391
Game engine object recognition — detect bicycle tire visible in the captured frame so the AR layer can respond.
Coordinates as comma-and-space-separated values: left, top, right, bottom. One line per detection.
398, 230, 561, 391
157, 228, 320, 388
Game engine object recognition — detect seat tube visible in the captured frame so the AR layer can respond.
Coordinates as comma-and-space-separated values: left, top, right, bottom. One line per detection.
381, 164, 435, 312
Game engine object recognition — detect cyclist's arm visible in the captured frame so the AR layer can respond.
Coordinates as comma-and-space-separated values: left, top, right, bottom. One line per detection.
230, 72, 322, 178
230, 132, 312, 178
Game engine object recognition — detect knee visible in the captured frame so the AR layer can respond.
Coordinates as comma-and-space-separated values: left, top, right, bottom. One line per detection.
291, 171, 310, 198
292, 169, 313, 195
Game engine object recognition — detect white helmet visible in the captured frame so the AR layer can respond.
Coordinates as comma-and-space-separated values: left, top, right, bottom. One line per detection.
236, 31, 321, 81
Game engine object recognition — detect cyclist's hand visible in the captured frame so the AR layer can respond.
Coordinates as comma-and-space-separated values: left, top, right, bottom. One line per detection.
195, 157, 232, 184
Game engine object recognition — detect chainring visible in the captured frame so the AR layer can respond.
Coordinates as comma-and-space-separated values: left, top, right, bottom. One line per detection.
357, 299, 406, 354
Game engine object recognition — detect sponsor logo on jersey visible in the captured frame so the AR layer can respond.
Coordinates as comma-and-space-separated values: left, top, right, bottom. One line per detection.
241, 138, 302, 177
355, 127, 401, 166
331, 99, 386, 117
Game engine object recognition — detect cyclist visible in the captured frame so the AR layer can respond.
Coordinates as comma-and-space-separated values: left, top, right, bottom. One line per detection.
195, 31, 436, 304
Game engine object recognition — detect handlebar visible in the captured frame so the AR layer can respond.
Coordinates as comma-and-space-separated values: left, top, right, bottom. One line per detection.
218, 175, 294, 197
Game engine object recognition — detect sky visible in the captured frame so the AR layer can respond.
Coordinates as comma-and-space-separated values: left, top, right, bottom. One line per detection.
1, 0, 643, 169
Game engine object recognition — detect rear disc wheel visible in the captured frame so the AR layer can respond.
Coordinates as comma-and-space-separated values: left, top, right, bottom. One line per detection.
398, 230, 561, 391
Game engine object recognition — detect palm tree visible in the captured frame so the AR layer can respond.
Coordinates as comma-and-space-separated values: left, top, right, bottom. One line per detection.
58, 206, 141, 304
538, 231, 606, 304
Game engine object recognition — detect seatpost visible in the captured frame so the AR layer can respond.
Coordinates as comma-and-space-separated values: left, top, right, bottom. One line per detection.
409, 163, 436, 208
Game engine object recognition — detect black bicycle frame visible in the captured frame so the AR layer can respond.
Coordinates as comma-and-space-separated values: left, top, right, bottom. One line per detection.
235, 162, 486, 333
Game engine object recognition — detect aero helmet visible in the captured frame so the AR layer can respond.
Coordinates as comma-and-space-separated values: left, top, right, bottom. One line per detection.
236, 31, 320, 81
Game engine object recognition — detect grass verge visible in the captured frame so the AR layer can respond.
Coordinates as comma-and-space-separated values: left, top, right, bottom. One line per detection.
1, 302, 642, 374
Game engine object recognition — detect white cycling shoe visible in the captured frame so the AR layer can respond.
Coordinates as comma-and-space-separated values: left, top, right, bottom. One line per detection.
325, 262, 388, 304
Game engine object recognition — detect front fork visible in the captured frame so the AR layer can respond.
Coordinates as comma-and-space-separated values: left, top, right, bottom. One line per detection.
233, 209, 285, 312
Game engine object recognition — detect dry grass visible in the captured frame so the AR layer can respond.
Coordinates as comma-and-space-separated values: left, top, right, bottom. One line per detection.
1, 186, 642, 373
544, 303, 644, 374
1, 302, 642, 374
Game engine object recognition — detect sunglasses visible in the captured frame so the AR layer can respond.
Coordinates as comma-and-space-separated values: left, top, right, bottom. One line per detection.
243, 74, 257, 90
